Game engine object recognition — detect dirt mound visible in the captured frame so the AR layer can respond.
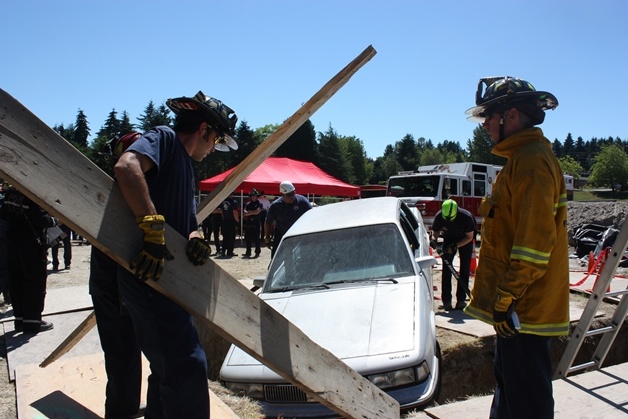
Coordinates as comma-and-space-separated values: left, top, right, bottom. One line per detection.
568, 201, 628, 237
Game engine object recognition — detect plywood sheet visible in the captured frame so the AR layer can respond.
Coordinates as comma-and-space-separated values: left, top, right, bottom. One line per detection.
423, 362, 628, 418
15, 353, 239, 419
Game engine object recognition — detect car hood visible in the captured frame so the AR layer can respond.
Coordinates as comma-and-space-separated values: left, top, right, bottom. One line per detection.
225, 281, 416, 367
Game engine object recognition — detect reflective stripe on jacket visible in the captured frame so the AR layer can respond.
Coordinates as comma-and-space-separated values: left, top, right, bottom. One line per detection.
464, 128, 570, 336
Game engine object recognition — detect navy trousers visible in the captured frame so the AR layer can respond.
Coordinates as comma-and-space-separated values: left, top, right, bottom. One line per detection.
440, 240, 472, 305
118, 269, 209, 419
90, 248, 142, 419
490, 333, 554, 419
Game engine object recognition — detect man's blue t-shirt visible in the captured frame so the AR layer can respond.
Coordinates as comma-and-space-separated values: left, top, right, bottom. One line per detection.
265, 194, 312, 237
126, 126, 197, 237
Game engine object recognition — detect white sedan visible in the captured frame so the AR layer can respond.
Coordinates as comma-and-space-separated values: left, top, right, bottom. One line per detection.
220, 197, 441, 417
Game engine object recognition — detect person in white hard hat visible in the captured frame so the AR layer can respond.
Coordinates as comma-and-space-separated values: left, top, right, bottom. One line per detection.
264, 180, 312, 258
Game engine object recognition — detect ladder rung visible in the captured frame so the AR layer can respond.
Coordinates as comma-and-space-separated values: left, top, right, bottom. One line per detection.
585, 325, 616, 337
605, 289, 628, 298
568, 360, 598, 374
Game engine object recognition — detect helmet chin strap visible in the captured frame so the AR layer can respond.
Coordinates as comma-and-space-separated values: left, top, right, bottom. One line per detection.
498, 110, 506, 143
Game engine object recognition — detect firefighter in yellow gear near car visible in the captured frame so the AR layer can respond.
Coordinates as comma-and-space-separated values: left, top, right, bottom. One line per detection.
464, 76, 569, 419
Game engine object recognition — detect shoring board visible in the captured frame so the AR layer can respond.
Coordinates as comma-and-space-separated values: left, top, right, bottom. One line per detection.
39, 43, 376, 369
17, 353, 240, 419
0, 46, 399, 419
196, 45, 377, 222
421, 362, 628, 418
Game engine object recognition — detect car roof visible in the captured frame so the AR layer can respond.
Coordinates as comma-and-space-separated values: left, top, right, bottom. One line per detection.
284, 197, 404, 238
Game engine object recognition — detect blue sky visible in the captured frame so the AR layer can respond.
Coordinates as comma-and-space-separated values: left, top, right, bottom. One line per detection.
3, 1, 626, 159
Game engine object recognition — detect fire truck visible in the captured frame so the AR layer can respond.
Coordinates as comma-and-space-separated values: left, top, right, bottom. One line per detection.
387, 162, 574, 229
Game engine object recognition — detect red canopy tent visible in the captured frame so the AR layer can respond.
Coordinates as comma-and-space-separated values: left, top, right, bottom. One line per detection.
198, 157, 360, 197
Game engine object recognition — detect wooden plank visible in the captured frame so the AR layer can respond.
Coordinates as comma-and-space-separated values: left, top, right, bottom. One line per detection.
422, 362, 628, 418
18, 351, 240, 418
0, 47, 399, 418
39, 311, 96, 367
196, 45, 376, 221
38, 45, 377, 368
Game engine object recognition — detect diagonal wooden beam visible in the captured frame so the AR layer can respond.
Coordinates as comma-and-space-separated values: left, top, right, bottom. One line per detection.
35, 44, 376, 369
196, 45, 376, 222
0, 46, 400, 419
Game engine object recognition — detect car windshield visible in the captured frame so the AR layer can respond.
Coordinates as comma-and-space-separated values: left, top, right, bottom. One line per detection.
388, 175, 440, 198
265, 223, 415, 292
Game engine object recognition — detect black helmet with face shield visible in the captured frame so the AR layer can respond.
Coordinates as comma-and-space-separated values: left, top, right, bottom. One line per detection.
167, 91, 238, 151
465, 76, 558, 125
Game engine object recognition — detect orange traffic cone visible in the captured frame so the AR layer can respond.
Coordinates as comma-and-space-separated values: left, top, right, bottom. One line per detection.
470, 242, 477, 275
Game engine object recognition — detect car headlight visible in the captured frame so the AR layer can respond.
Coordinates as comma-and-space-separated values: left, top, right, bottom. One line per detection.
367, 362, 430, 389
222, 381, 264, 399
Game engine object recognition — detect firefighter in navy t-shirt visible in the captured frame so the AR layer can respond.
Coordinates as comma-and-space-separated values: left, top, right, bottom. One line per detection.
431, 199, 476, 311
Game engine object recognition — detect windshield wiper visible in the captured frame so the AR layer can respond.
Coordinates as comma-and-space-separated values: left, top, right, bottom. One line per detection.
371, 277, 398, 284
326, 278, 399, 285
270, 284, 330, 293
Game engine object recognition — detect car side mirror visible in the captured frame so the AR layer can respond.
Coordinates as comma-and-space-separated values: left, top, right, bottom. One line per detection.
253, 276, 265, 289
415, 255, 437, 270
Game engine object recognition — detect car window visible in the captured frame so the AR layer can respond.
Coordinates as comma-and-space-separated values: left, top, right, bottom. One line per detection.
399, 207, 420, 254
265, 224, 415, 292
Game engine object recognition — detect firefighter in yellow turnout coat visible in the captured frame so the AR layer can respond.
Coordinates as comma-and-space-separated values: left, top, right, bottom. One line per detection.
464, 128, 570, 334
464, 76, 569, 419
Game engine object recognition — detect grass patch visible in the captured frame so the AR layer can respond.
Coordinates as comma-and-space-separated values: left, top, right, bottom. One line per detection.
574, 189, 628, 201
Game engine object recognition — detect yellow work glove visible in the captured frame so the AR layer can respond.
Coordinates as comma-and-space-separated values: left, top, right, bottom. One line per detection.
493, 288, 519, 338
186, 238, 211, 265
131, 215, 174, 282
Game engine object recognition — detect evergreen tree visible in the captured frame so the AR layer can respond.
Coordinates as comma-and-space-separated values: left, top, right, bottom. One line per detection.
339, 135, 371, 185
98, 109, 122, 141
119, 111, 135, 133
73, 109, 90, 150
53, 123, 75, 143
419, 148, 446, 166
394, 134, 419, 171
552, 139, 563, 157
275, 120, 318, 161
316, 124, 351, 183
563, 133, 574, 156
466, 125, 505, 165
437, 140, 466, 163
381, 154, 403, 180
137, 101, 172, 131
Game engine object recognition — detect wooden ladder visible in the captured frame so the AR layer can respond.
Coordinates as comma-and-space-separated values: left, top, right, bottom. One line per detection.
554, 220, 628, 379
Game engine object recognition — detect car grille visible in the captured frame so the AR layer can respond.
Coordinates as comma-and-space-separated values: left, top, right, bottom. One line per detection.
264, 384, 310, 403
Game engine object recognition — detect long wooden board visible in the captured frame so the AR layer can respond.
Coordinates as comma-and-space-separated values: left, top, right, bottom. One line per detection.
38, 45, 376, 368
39, 311, 96, 368
0, 47, 399, 418
196, 45, 376, 221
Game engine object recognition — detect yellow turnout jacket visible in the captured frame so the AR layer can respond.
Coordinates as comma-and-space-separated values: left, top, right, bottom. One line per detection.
465, 128, 570, 336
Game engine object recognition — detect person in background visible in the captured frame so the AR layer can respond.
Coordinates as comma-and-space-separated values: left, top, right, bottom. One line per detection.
257, 191, 271, 242
51, 223, 72, 271
264, 181, 312, 258
220, 191, 240, 258
431, 199, 476, 311
463, 76, 569, 419
243, 189, 263, 258
208, 207, 223, 256
114, 90, 236, 418
1, 186, 57, 333
0, 182, 10, 304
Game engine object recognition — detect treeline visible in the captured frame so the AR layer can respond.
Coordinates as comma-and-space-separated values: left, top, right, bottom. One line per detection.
52, 103, 625, 189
